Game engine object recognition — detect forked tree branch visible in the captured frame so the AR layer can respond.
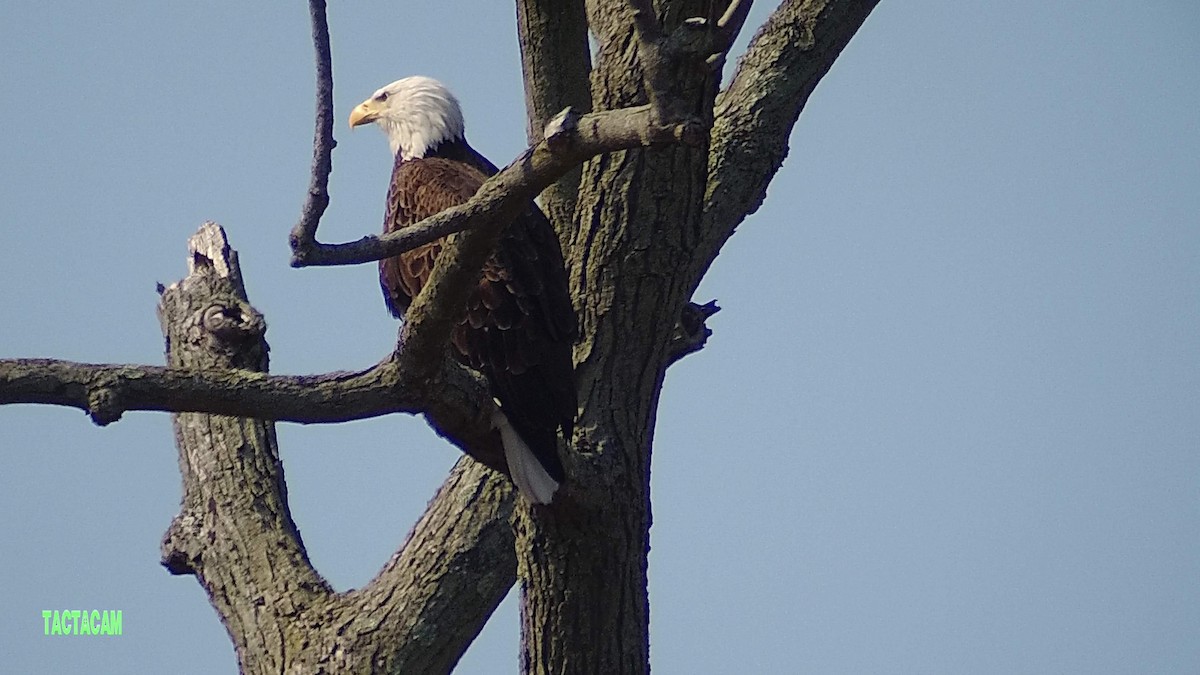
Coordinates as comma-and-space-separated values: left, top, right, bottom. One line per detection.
158, 223, 518, 674
0, 0, 877, 486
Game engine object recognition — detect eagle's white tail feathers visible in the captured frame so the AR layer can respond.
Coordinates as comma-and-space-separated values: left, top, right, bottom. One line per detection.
492, 411, 559, 504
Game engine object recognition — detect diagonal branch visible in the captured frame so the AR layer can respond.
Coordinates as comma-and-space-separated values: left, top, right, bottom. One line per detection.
288, 0, 336, 255
326, 457, 518, 674
693, 0, 881, 283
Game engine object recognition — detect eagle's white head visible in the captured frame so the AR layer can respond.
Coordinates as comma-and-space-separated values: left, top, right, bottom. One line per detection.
348, 76, 466, 160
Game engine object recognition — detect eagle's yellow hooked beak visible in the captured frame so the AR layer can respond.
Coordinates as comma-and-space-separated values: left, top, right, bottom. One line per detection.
348, 99, 382, 129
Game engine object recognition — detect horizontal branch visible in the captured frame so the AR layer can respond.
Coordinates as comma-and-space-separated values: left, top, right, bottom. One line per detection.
0, 355, 510, 476
289, 105, 704, 269
0, 358, 408, 425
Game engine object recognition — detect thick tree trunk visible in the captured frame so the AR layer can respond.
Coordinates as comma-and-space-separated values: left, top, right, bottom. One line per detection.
515, 1, 713, 672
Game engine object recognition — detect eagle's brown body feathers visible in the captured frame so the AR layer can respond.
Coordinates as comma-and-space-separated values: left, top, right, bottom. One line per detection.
350, 75, 576, 501
379, 147, 577, 483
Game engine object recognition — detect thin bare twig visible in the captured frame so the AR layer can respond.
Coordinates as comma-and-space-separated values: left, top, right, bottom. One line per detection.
288, 0, 336, 257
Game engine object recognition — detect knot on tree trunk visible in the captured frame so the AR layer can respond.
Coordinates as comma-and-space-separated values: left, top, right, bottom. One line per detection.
201, 301, 266, 345
86, 375, 123, 425
182, 297, 268, 370
161, 512, 205, 576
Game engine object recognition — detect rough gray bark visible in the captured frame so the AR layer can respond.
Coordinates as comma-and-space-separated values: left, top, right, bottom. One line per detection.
0, 1, 881, 672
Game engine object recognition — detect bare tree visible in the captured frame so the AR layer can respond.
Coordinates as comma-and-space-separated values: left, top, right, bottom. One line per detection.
0, 0, 879, 672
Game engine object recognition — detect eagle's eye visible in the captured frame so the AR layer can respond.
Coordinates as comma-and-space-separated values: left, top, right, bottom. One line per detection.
375, 91, 389, 102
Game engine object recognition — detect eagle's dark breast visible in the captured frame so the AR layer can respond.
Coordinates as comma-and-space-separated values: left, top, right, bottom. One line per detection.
379, 149, 577, 481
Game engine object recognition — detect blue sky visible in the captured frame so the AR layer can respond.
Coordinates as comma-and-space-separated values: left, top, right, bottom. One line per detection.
1, 1, 1198, 673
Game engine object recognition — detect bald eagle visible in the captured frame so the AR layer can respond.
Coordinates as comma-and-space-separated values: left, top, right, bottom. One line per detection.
349, 76, 577, 504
